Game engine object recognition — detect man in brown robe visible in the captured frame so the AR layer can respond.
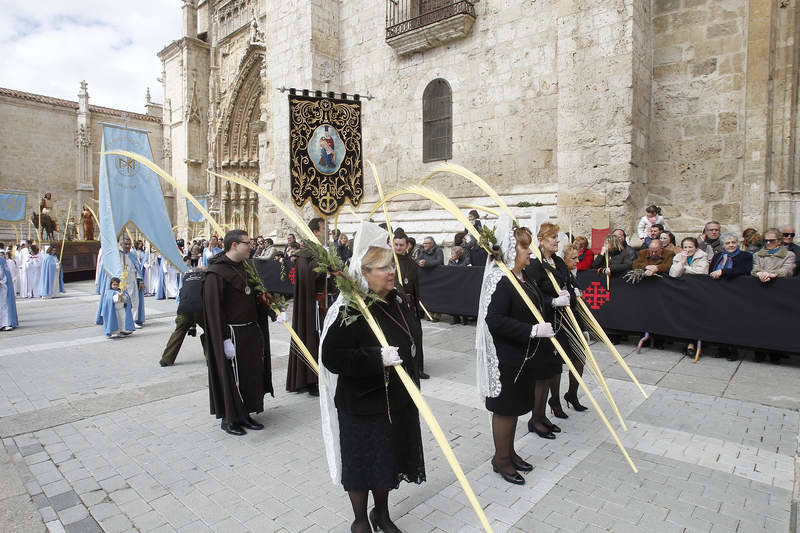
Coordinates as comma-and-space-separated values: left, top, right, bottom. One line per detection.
204, 229, 273, 436
286, 218, 326, 395
392, 231, 429, 379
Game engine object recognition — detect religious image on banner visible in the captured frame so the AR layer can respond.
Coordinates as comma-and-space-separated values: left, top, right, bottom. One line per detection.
186, 197, 208, 224
289, 94, 363, 217
0, 192, 26, 222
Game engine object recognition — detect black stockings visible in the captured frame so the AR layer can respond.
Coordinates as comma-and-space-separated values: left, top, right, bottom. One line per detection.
530, 379, 552, 434
347, 489, 394, 533
567, 359, 585, 398
491, 414, 519, 475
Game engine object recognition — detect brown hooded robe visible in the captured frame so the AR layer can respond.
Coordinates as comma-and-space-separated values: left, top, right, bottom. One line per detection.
286, 247, 326, 391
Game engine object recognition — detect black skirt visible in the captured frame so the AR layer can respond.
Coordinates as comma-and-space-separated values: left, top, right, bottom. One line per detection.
338, 407, 426, 492
485, 363, 536, 416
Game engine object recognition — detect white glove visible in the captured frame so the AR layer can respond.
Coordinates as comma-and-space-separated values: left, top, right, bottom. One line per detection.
552, 290, 571, 307
574, 287, 582, 300
381, 346, 403, 367
223, 339, 236, 360
531, 323, 555, 338
276, 312, 287, 324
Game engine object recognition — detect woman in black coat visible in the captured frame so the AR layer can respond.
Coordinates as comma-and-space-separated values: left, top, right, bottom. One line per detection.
321, 246, 425, 533
482, 226, 557, 485
525, 223, 584, 423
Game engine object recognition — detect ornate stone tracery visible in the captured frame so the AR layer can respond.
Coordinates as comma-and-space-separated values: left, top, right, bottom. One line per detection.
210, 48, 264, 235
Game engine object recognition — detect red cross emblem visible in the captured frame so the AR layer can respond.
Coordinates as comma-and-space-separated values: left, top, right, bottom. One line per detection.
288, 267, 296, 285
581, 282, 610, 309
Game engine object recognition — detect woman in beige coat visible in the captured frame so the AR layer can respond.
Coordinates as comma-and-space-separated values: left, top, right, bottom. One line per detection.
752, 228, 796, 282
669, 237, 709, 278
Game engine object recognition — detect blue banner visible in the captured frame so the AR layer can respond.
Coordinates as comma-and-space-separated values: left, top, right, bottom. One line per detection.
186, 196, 207, 223
98, 124, 187, 279
0, 192, 25, 222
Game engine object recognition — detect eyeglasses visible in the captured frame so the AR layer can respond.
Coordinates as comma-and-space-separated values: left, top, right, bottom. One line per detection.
783, 233, 795, 238
765, 239, 778, 243
373, 265, 396, 273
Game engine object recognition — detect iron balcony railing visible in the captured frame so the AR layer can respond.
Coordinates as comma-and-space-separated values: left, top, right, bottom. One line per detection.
386, 0, 476, 40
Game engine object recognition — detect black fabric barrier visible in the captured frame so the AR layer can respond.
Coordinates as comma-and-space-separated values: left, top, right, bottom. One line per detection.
251, 259, 295, 296
255, 261, 800, 353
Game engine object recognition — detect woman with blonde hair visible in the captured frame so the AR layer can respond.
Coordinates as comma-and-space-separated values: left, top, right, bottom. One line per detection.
592, 235, 633, 275
320, 223, 425, 533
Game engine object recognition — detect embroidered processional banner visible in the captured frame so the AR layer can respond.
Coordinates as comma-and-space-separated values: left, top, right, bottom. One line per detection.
0, 192, 26, 222
288, 94, 363, 217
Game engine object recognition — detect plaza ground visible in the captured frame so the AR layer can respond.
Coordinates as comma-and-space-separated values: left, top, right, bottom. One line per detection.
0, 281, 797, 532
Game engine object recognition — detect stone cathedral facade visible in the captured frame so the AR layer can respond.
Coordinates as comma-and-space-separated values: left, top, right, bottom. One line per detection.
160, 0, 800, 244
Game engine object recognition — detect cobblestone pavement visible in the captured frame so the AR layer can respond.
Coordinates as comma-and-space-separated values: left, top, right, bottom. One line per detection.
0, 281, 797, 532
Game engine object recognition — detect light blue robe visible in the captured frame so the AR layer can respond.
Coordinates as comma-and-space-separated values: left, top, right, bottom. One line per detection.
156, 256, 166, 300
39, 254, 64, 298
200, 247, 222, 268
0, 257, 18, 328
95, 249, 145, 326
96, 288, 134, 336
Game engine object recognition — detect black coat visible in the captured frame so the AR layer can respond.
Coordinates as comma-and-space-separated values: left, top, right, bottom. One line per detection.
710, 251, 753, 279
322, 289, 422, 416
525, 254, 578, 314
485, 275, 560, 379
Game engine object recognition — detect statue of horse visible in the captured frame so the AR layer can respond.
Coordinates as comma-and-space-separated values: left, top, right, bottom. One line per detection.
31, 211, 57, 241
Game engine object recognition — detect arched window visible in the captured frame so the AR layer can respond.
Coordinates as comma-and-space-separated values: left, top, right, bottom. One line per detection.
423, 78, 452, 162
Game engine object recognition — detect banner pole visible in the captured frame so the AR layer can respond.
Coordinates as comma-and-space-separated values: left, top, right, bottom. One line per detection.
55, 200, 72, 296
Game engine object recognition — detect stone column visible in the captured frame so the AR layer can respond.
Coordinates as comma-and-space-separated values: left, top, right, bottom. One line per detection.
74, 81, 94, 210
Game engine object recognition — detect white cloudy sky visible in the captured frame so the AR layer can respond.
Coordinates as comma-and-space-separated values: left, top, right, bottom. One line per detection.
0, 1, 182, 112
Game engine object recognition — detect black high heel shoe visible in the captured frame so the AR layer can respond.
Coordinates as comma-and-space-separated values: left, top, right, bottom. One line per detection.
511, 454, 533, 472
543, 419, 561, 433
351, 519, 372, 533
491, 459, 525, 485
369, 508, 400, 532
527, 420, 556, 439
548, 398, 568, 419
563, 393, 588, 412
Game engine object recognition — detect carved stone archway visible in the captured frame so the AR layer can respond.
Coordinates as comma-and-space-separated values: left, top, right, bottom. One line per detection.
210, 49, 263, 236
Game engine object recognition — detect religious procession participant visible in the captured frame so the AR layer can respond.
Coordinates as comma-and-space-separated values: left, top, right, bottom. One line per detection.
17, 242, 30, 297
160, 266, 207, 367
22, 244, 43, 299
201, 236, 222, 268
39, 245, 65, 299
525, 223, 576, 429
286, 217, 327, 396
320, 222, 425, 533
161, 250, 181, 299
95, 236, 146, 328
5, 248, 20, 296
477, 218, 557, 485
204, 230, 274, 436
392, 231, 428, 379
97, 277, 134, 338
0, 251, 19, 331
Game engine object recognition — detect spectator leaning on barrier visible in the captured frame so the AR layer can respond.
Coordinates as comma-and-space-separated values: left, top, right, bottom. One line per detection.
448, 245, 469, 267
698, 221, 723, 257
592, 235, 633, 275
633, 239, 674, 276
417, 236, 444, 269
752, 228, 796, 283
669, 237, 709, 278
709, 232, 752, 280
780, 225, 800, 276
573, 236, 594, 271
612, 228, 638, 262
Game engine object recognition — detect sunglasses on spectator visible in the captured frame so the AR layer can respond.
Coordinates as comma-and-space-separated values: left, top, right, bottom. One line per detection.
765, 239, 778, 243
784, 233, 795, 237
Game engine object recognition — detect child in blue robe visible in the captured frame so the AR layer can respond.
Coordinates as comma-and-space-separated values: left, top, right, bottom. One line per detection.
97, 277, 134, 338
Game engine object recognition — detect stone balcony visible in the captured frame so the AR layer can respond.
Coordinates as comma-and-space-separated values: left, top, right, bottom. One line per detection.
386, 0, 476, 56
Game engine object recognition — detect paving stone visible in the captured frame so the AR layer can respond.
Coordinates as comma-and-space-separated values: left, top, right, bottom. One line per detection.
48, 490, 81, 512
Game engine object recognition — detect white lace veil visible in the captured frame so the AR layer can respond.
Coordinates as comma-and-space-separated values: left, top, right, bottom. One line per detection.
318, 221, 390, 485
475, 215, 517, 398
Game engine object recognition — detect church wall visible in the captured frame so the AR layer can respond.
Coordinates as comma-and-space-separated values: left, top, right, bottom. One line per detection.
650, 0, 749, 236
259, 0, 563, 245
0, 94, 163, 242
0, 98, 77, 229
